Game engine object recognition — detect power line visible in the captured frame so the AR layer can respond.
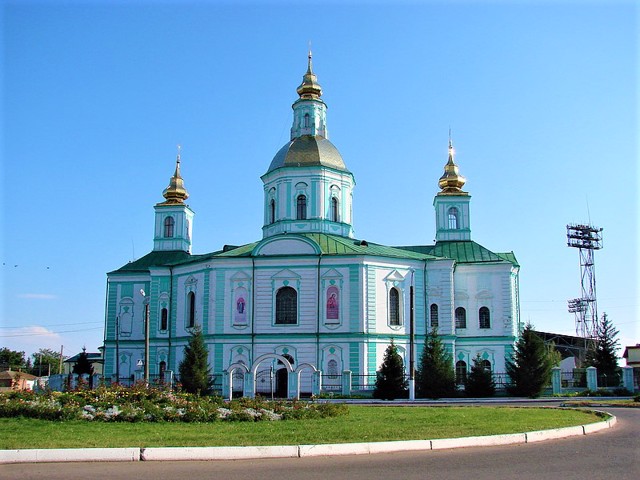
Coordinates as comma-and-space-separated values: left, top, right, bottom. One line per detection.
0, 327, 103, 338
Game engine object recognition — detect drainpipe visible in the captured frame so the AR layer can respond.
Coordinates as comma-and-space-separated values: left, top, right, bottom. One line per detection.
168, 266, 173, 371
252, 257, 256, 365
316, 253, 322, 369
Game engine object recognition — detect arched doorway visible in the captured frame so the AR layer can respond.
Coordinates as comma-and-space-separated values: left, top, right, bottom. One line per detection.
275, 354, 294, 398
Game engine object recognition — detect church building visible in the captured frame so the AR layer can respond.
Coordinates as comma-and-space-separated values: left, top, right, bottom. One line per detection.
102, 54, 521, 397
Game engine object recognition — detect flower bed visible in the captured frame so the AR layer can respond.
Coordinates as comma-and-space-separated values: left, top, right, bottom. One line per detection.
0, 385, 348, 423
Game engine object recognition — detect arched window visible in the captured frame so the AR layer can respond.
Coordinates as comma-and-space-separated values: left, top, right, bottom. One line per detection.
275, 286, 297, 325
160, 307, 168, 331
448, 207, 458, 230
389, 287, 400, 326
269, 199, 276, 224
455, 307, 467, 329
304, 113, 310, 128
481, 359, 492, 372
164, 216, 175, 238
296, 195, 307, 220
331, 197, 339, 222
430, 304, 439, 328
455, 360, 467, 385
187, 291, 196, 328
479, 307, 491, 329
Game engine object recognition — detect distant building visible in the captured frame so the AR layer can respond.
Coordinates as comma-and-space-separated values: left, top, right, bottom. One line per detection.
63, 351, 104, 375
623, 344, 640, 388
0, 370, 37, 391
102, 54, 521, 396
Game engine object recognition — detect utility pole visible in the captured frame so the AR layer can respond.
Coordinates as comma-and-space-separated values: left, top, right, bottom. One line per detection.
58, 345, 64, 374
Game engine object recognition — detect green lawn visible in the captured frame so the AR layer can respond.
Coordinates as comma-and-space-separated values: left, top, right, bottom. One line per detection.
0, 406, 603, 449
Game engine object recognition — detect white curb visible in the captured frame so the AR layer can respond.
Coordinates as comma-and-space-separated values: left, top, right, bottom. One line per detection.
0, 447, 139, 464
431, 433, 526, 450
141, 445, 298, 461
525, 425, 585, 443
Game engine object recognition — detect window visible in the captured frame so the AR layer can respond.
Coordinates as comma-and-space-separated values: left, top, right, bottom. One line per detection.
456, 360, 467, 385
455, 307, 466, 328
389, 287, 400, 326
187, 291, 196, 328
481, 359, 492, 372
448, 207, 458, 230
164, 216, 175, 238
159, 361, 166, 383
296, 195, 307, 220
269, 199, 276, 224
479, 307, 491, 329
275, 286, 297, 324
331, 197, 339, 222
430, 304, 439, 328
304, 113, 310, 128
160, 308, 168, 331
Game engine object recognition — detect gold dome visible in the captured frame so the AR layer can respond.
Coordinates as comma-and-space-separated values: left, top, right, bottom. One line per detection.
158, 153, 189, 205
438, 138, 468, 195
296, 50, 323, 99
267, 135, 349, 174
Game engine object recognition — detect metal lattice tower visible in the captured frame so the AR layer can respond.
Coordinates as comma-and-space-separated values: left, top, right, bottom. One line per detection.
566, 224, 603, 339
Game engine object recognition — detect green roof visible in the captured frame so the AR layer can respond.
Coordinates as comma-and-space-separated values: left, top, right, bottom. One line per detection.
110, 237, 516, 274
396, 241, 519, 266
109, 250, 193, 274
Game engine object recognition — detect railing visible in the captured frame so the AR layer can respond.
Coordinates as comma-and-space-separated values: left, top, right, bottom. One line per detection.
351, 374, 377, 392
597, 372, 621, 388
491, 372, 511, 390
321, 374, 342, 391
561, 369, 587, 389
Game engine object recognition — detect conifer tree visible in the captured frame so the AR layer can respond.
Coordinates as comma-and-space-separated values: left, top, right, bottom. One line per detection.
416, 327, 456, 399
465, 354, 495, 397
585, 313, 619, 383
506, 324, 553, 397
373, 339, 408, 400
178, 326, 212, 395
72, 348, 94, 376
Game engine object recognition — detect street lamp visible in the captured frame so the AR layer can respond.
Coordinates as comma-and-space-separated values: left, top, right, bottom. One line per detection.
140, 289, 150, 385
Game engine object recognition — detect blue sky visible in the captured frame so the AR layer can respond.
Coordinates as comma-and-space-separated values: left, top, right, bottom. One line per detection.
1, 0, 637, 361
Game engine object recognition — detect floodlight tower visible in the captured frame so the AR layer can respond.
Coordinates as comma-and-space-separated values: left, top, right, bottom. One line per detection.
566, 224, 603, 339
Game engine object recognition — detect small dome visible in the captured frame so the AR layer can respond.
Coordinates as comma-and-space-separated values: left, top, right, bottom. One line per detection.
266, 135, 349, 174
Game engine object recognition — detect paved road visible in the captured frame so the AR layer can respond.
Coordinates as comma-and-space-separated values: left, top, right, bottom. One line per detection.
3, 407, 638, 480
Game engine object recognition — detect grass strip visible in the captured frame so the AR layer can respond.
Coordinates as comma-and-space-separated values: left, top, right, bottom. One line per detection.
0, 406, 602, 450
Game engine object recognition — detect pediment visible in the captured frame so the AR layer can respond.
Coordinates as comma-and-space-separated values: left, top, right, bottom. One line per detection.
322, 268, 343, 279
271, 269, 301, 280
230, 270, 251, 281
384, 270, 406, 283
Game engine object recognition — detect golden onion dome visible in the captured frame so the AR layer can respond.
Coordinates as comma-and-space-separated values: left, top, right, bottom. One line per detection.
296, 50, 323, 99
266, 135, 349, 174
438, 138, 468, 194
158, 154, 189, 205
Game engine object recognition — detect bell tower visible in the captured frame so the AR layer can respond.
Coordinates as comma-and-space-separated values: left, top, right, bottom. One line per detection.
434, 134, 471, 242
153, 149, 194, 252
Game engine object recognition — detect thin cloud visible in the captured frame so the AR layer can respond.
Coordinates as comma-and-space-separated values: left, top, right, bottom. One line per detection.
17, 293, 58, 300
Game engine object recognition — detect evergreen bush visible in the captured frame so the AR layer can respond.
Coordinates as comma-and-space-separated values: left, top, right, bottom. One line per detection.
465, 354, 496, 397
373, 339, 408, 400
416, 327, 456, 399
506, 324, 553, 398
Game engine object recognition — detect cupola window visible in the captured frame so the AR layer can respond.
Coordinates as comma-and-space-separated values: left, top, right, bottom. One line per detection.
296, 195, 307, 220
160, 308, 168, 331
448, 207, 459, 230
270, 199, 276, 224
331, 197, 339, 222
304, 113, 310, 128
164, 216, 175, 238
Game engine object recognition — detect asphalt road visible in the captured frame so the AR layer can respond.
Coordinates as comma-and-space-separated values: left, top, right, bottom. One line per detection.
3, 407, 638, 480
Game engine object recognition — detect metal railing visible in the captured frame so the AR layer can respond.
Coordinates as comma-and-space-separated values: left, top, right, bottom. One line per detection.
351, 374, 378, 392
